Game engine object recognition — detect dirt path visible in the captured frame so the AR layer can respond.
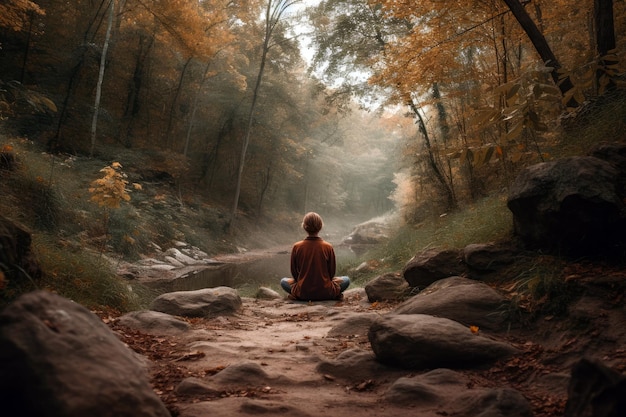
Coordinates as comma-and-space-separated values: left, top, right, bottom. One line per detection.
104, 262, 626, 417
109, 293, 565, 417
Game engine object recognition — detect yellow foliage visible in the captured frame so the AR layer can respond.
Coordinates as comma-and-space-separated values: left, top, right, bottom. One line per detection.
89, 162, 132, 209
0, 1, 45, 33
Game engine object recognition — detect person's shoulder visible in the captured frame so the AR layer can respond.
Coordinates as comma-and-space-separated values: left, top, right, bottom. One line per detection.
321, 239, 334, 249
292, 239, 306, 248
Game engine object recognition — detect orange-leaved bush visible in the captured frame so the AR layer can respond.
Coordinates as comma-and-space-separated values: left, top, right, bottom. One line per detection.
89, 162, 131, 209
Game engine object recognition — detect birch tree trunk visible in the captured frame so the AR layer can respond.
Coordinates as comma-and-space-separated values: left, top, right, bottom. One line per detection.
90, 0, 115, 157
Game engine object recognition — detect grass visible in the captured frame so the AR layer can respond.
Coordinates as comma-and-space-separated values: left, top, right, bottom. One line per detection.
0, 234, 156, 311
555, 91, 626, 157
350, 194, 513, 278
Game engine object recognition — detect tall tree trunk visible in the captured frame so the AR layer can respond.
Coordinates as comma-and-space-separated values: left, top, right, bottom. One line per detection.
408, 98, 456, 210
256, 163, 273, 219
49, 0, 109, 152
594, 0, 617, 91
228, 0, 299, 232
501, 0, 576, 105
19, 11, 35, 84
166, 57, 192, 150
432, 83, 450, 142
89, 0, 115, 157
122, 34, 153, 148
202, 112, 233, 191
184, 60, 213, 157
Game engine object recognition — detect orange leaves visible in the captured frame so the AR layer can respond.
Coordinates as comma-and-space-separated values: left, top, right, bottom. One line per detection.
89, 162, 134, 209
469, 325, 479, 334
375, 0, 508, 94
0, 1, 45, 33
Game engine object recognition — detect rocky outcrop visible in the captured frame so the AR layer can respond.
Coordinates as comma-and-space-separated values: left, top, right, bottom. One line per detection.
342, 218, 392, 245
368, 314, 518, 370
150, 286, 242, 318
364, 272, 410, 302
564, 358, 626, 417
463, 242, 517, 274
0, 290, 169, 417
402, 248, 466, 288
507, 151, 626, 255
400, 243, 521, 286
393, 276, 509, 331
384, 369, 534, 417
327, 312, 380, 337
117, 309, 191, 334
316, 348, 399, 381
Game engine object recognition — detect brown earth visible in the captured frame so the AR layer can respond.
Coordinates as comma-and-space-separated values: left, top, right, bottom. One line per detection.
102, 262, 626, 417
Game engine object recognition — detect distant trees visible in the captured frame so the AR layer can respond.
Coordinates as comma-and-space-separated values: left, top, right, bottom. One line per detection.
0, 0, 400, 230
229, 0, 301, 232
0, 1, 44, 35
309, 0, 626, 219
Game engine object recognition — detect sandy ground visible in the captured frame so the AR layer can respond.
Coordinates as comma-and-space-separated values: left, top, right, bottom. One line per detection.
110, 291, 579, 417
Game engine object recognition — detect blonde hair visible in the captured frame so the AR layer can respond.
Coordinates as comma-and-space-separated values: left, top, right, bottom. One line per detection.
302, 212, 323, 234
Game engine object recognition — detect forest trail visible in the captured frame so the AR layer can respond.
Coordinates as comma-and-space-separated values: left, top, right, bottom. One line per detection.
106, 274, 626, 417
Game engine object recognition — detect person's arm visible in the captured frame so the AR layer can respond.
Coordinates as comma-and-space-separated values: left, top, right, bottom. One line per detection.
290, 245, 300, 281
328, 245, 336, 278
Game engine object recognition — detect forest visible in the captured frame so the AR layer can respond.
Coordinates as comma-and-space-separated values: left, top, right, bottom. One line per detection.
1, 0, 626, 300
2, 0, 625, 220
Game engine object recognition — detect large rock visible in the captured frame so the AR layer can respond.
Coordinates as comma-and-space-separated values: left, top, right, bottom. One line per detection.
364, 272, 410, 302
327, 312, 379, 337
150, 286, 242, 318
117, 310, 191, 335
590, 142, 626, 196
0, 290, 169, 417
402, 248, 467, 288
342, 218, 391, 245
368, 314, 518, 370
384, 368, 468, 405
393, 277, 509, 331
463, 242, 517, 273
450, 387, 534, 417
507, 155, 626, 254
564, 358, 626, 417
316, 348, 400, 381
177, 361, 293, 398
385, 369, 533, 417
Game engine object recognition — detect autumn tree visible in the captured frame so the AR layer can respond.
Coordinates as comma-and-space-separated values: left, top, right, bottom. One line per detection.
0, 0, 44, 38
228, 0, 301, 232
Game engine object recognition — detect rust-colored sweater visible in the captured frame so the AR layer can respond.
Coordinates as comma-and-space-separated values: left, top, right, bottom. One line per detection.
290, 236, 340, 301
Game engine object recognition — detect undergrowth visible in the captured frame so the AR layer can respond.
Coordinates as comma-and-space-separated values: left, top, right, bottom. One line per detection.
346, 193, 513, 285
2, 92, 625, 310
0, 235, 157, 311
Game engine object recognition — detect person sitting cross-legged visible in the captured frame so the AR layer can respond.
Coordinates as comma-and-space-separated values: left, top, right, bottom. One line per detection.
280, 212, 350, 301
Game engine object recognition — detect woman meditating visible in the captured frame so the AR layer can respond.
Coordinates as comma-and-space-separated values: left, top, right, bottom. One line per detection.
280, 212, 350, 301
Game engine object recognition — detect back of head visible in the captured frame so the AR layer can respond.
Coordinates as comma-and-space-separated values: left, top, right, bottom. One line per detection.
302, 212, 323, 235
